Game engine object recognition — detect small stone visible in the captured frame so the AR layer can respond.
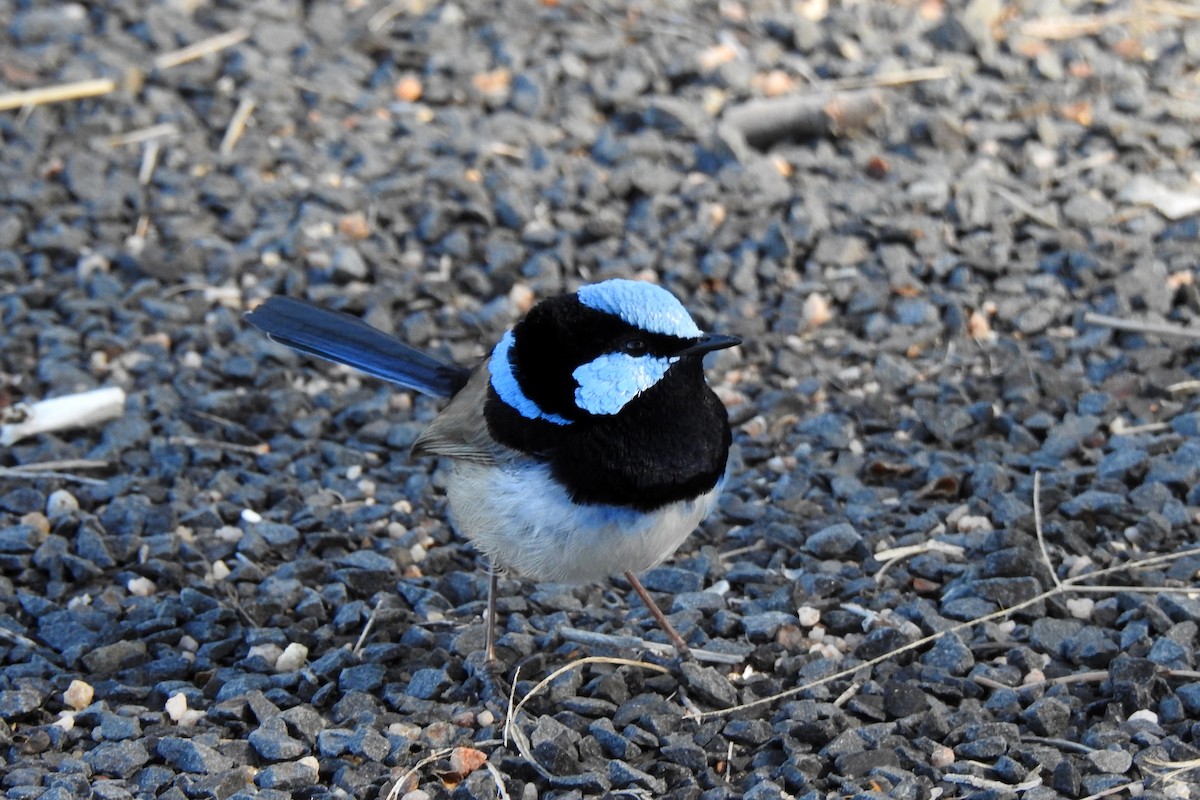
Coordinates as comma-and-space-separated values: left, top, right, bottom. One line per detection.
681, 661, 737, 707
156, 737, 234, 774
1088, 749, 1133, 774
275, 642, 308, 672
63, 679, 94, 710
638, 566, 703, 594
46, 489, 80, 518
256, 757, 319, 790
0, 687, 45, 718
741, 611, 798, 642
249, 718, 310, 761
797, 605, 821, 627
165, 693, 188, 721
921, 634, 974, 675
84, 740, 151, 779
1024, 696, 1071, 737
347, 726, 390, 761
608, 759, 666, 794
1066, 597, 1094, 620
803, 522, 862, 558
340, 663, 386, 693
883, 680, 929, 717
406, 668, 451, 700
126, 576, 156, 597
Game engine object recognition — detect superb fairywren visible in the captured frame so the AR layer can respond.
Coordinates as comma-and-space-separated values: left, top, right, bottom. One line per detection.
247, 279, 739, 661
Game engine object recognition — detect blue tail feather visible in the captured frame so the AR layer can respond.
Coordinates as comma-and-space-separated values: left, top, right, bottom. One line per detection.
246, 296, 470, 398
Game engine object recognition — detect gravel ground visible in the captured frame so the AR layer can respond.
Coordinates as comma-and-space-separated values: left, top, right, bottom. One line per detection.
3, 1, 1200, 798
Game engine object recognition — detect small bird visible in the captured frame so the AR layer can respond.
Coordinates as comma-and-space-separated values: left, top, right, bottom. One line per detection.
246, 279, 739, 661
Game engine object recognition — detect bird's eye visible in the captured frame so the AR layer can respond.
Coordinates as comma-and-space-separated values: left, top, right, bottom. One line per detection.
624, 338, 647, 356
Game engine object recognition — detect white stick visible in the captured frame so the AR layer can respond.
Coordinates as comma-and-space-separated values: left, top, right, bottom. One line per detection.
1, 387, 126, 446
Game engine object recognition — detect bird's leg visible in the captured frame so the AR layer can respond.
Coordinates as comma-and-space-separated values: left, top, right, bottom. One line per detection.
468, 565, 510, 712
625, 570, 692, 661
485, 566, 499, 665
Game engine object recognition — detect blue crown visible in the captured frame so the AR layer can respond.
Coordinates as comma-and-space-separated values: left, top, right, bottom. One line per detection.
576, 280, 702, 339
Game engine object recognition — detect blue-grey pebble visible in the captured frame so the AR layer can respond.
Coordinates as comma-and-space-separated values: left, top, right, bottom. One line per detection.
803, 522, 862, 558
406, 667, 451, 700
84, 740, 150, 778
156, 737, 234, 774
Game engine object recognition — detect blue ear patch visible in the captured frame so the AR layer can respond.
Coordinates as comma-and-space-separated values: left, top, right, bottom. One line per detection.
490, 331, 573, 425
573, 352, 679, 416
577, 279, 703, 339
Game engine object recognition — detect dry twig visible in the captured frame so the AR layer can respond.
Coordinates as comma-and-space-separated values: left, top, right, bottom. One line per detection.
0, 78, 117, 112
1084, 311, 1200, 341
153, 28, 249, 70
219, 96, 256, 155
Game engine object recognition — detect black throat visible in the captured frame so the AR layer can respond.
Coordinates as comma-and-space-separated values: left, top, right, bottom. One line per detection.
484, 359, 731, 511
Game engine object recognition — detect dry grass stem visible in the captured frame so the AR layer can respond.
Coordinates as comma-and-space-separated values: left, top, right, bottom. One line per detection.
219, 96, 256, 155
1083, 311, 1200, 341
988, 183, 1061, 228
0, 78, 117, 112
559, 626, 745, 665
874, 539, 965, 583
153, 28, 249, 70
1033, 472, 1062, 590
1077, 780, 1147, 800
168, 436, 270, 456
107, 122, 179, 147
383, 747, 456, 800
139, 139, 161, 185
1020, 11, 1135, 40
824, 65, 954, 92
1166, 379, 1200, 394
482, 760, 512, 800
943, 772, 1043, 792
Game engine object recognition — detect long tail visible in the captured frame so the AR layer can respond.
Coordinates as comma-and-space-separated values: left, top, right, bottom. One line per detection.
246, 296, 471, 399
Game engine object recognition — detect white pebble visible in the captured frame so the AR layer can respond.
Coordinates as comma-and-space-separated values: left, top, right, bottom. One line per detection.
477, 709, 495, 726
46, 489, 80, 518
126, 576, 156, 597
955, 515, 993, 533
275, 642, 309, 673
178, 635, 199, 653
212, 560, 231, 580
796, 605, 821, 627
240, 508, 262, 524
53, 712, 76, 732
63, 679, 93, 710
401, 791, 432, 800
165, 692, 188, 721
1066, 597, 1094, 620
347, 464, 362, 480
248, 643, 283, 667
1129, 709, 1158, 725
215, 525, 243, 543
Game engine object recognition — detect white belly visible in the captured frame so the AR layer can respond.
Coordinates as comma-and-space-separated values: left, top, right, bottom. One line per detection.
444, 461, 720, 583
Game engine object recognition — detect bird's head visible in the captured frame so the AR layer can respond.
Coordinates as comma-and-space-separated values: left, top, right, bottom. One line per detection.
488, 279, 739, 426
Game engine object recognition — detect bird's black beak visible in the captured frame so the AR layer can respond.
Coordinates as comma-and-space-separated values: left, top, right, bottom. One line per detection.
677, 333, 741, 357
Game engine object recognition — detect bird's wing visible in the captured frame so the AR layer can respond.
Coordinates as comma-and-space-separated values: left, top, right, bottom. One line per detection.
412, 367, 499, 464
246, 296, 471, 399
